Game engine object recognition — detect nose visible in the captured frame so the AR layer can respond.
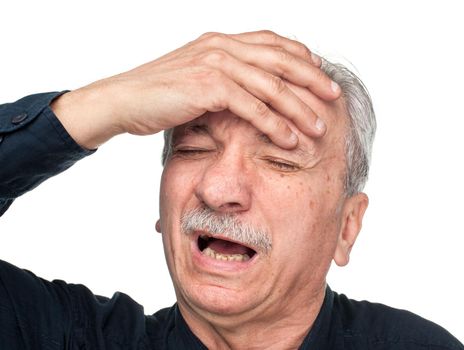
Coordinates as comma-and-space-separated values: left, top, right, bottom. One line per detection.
195, 152, 252, 214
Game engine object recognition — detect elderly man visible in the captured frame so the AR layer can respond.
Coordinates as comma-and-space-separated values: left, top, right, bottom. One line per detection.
0, 31, 462, 349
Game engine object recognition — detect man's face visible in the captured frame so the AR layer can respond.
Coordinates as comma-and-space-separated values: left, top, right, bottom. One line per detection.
158, 85, 364, 320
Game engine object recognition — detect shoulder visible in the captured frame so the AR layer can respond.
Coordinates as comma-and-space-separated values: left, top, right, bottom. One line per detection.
0, 259, 149, 349
332, 291, 463, 350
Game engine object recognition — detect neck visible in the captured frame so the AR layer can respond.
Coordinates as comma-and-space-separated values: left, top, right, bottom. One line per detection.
178, 284, 327, 350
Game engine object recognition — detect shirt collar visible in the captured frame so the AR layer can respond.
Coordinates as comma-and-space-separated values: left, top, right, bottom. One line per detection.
299, 285, 343, 349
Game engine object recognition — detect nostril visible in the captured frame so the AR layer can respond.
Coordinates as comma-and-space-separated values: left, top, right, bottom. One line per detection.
219, 202, 242, 211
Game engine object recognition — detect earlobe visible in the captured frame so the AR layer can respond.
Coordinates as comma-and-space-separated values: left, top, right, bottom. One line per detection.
156, 219, 162, 233
333, 193, 369, 267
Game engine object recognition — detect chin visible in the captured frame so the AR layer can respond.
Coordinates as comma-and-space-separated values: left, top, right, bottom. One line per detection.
182, 282, 260, 316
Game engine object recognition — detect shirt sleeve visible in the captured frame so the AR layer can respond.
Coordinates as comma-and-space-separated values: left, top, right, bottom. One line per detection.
0, 92, 95, 217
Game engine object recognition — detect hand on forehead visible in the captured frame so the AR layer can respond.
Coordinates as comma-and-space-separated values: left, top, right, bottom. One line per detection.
174, 80, 347, 151
282, 80, 347, 137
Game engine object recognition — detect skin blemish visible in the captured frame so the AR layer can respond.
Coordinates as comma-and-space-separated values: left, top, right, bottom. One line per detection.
309, 201, 315, 209
280, 174, 285, 178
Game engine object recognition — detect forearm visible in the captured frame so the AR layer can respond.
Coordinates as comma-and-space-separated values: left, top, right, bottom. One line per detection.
0, 92, 94, 216
50, 82, 125, 150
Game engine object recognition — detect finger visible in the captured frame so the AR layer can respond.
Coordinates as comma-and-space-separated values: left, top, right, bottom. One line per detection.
199, 31, 320, 66
206, 51, 325, 137
228, 30, 322, 67
198, 36, 340, 101
207, 77, 299, 149
244, 47, 340, 101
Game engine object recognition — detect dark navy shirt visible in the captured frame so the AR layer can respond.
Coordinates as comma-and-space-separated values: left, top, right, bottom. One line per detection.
0, 92, 463, 349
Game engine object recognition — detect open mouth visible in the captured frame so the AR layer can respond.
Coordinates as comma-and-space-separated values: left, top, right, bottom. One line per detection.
197, 234, 257, 262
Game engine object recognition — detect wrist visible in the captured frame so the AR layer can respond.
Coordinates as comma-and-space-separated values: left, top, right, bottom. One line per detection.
50, 82, 124, 149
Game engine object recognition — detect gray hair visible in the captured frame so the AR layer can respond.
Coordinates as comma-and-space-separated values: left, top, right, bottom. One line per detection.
162, 59, 376, 197
321, 60, 376, 196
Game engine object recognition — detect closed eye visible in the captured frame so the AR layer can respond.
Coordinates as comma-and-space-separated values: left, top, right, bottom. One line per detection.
172, 148, 212, 158
264, 158, 301, 172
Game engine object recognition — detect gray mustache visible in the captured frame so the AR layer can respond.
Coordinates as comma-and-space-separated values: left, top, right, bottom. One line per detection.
181, 207, 272, 254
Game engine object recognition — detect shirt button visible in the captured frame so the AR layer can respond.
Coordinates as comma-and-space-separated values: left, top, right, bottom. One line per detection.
0, 135, 3, 144
11, 113, 28, 125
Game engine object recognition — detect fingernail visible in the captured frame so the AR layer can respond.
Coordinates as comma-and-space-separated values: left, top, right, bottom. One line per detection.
316, 117, 326, 132
311, 52, 322, 66
289, 132, 299, 145
331, 81, 341, 94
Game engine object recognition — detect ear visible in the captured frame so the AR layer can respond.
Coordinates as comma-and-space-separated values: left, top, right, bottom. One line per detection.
333, 192, 369, 266
155, 219, 162, 233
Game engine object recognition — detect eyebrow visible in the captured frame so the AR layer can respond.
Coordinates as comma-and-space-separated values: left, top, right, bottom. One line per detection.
172, 124, 210, 144
184, 124, 210, 136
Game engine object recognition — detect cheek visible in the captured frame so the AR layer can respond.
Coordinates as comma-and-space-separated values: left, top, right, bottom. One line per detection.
160, 163, 198, 214
159, 163, 199, 254
257, 173, 342, 260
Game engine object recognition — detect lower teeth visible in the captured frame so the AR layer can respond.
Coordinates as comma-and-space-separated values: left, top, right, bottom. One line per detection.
203, 247, 250, 261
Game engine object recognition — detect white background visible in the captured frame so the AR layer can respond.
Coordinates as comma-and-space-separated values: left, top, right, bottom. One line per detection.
0, 0, 463, 342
